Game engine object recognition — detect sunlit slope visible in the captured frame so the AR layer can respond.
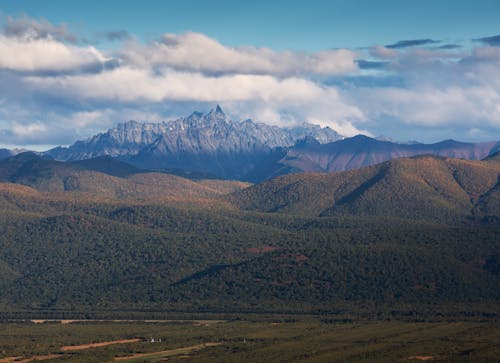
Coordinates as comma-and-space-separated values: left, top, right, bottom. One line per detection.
0, 152, 249, 200
229, 155, 500, 221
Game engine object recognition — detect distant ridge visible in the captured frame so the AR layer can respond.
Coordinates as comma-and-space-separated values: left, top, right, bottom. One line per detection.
40, 106, 500, 181
275, 135, 500, 174
70, 155, 144, 177
0, 148, 28, 161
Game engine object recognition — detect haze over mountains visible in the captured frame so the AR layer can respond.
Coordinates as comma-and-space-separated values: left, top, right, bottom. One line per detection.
34, 106, 500, 182
282, 135, 500, 174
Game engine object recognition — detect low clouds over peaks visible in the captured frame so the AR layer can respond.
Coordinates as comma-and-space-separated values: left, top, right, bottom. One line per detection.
1, 15, 500, 147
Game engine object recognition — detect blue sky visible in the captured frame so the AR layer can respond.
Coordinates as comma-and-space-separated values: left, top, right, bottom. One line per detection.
1, 0, 500, 149
3, 0, 500, 50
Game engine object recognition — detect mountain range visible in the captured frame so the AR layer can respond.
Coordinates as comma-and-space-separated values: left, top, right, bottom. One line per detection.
2, 150, 498, 222
46, 106, 341, 180
38, 106, 500, 181
279, 135, 500, 173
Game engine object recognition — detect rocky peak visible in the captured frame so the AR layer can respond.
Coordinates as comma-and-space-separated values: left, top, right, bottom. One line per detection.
45, 106, 344, 162
215, 104, 225, 115
205, 105, 229, 123
294, 135, 321, 148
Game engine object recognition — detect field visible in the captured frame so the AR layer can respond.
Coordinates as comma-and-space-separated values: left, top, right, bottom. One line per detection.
0, 318, 499, 362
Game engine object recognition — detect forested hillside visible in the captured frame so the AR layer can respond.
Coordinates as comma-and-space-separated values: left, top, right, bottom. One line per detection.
0, 154, 498, 318
0, 152, 249, 200
229, 155, 500, 222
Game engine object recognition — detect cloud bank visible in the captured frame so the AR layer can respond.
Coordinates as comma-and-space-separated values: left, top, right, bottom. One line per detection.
1, 15, 500, 148
122, 32, 358, 76
0, 34, 108, 73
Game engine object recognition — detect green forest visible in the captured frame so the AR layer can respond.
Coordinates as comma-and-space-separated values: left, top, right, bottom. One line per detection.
0, 153, 498, 319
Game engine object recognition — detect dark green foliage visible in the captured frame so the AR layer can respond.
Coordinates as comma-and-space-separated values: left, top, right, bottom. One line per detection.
0, 196, 498, 315
0, 154, 498, 317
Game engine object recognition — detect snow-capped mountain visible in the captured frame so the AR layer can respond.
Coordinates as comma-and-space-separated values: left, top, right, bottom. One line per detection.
46, 106, 342, 179
48, 106, 342, 161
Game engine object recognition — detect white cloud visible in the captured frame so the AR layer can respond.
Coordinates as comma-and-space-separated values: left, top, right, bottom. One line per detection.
351, 85, 500, 130
0, 106, 167, 146
23, 66, 367, 136
67, 109, 164, 134
342, 42, 500, 141
471, 45, 500, 61
122, 32, 359, 76
0, 34, 109, 72
223, 94, 367, 137
0, 117, 69, 145
25, 67, 340, 103
369, 45, 399, 59
12, 122, 46, 137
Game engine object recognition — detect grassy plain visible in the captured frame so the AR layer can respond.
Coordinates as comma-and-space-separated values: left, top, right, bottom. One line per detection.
0, 318, 499, 362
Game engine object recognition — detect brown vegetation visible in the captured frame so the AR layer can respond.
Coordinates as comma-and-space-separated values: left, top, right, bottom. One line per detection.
0, 354, 64, 363
113, 343, 221, 361
60, 339, 141, 351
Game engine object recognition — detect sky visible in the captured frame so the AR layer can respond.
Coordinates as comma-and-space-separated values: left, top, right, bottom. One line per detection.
1, 0, 500, 149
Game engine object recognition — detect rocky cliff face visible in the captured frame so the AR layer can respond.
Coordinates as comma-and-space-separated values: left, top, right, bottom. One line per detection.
47, 106, 342, 163
46, 106, 342, 179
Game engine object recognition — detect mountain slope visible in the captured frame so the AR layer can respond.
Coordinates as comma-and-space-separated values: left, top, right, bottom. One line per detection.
277, 135, 500, 173
0, 152, 248, 200
70, 155, 144, 177
474, 152, 500, 217
228, 155, 500, 222
0, 148, 27, 161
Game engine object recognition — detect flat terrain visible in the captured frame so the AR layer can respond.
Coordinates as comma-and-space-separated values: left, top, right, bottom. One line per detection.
0, 319, 499, 362
60, 339, 141, 351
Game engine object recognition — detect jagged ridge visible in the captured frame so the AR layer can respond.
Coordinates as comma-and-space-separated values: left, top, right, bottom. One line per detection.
46, 106, 341, 173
